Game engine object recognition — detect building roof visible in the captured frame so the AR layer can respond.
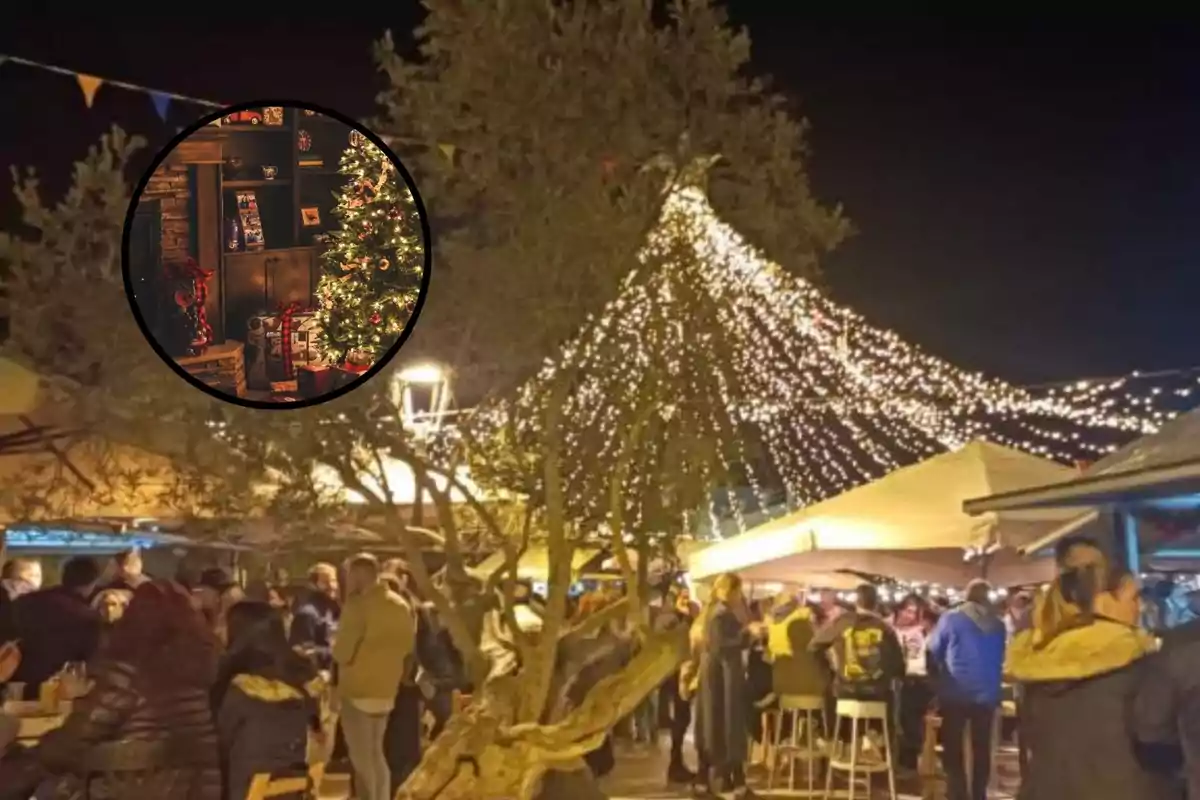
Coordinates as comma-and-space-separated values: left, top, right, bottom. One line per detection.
964, 407, 1200, 514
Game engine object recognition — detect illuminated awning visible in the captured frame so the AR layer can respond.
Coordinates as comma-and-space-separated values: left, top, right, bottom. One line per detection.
689, 441, 1083, 586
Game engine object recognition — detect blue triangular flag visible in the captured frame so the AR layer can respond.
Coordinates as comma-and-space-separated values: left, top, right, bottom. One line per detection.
149, 91, 171, 121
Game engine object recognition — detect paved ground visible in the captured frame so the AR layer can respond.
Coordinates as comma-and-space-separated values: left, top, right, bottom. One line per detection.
319, 736, 1020, 798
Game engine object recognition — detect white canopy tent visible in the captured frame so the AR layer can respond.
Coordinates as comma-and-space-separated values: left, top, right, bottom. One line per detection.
688, 440, 1094, 587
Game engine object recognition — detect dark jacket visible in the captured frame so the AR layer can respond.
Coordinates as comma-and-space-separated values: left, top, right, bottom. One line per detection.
1007, 618, 1179, 800
411, 603, 461, 690
31, 658, 221, 800
0, 586, 102, 699
809, 608, 905, 701
766, 601, 829, 697
695, 601, 751, 769
288, 590, 339, 671
216, 672, 322, 800
1132, 619, 1200, 799
927, 600, 1007, 707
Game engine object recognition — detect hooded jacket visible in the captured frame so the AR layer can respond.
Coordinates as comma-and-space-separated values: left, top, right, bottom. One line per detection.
217, 671, 323, 800
927, 600, 1006, 706
1006, 618, 1179, 800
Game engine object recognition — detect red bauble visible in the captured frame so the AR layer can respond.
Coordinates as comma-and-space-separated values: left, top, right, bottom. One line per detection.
370, 312, 382, 325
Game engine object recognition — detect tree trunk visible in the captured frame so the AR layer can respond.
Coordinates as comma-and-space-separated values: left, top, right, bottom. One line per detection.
397, 628, 687, 800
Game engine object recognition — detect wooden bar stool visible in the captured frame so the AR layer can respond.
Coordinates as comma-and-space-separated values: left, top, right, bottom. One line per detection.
756, 707, 782, 768
824, 699, 898, 800
769, 694, 827, 795
918, 712, 945, 800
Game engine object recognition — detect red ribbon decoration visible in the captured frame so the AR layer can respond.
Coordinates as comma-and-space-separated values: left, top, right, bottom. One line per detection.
277, 301, 304, 379
167, 258, 214, 352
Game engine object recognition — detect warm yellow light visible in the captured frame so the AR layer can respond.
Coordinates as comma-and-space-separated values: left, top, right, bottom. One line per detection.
397, 363, 444, 384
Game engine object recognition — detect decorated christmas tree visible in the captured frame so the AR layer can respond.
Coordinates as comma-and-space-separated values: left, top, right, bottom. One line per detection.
315, 132, 424, 366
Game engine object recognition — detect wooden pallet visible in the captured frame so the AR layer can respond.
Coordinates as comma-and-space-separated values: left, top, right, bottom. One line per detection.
176, 341, 247, 398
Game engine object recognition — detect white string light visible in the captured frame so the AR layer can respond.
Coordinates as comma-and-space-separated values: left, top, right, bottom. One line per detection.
475, 184, 1183, 535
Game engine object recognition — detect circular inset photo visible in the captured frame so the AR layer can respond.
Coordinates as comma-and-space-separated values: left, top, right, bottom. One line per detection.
121, 101, 431, 409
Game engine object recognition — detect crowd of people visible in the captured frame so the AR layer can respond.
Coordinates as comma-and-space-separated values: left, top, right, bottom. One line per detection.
652, 538, 1200, 800
0, 550, 465, 800
0, 536, 1196, 800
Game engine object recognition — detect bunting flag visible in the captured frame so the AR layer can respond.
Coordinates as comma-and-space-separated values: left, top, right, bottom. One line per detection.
0, 53, 222, 119
149, 91, 171, 121
76, 73, 103, 108
0, 53, 463, 157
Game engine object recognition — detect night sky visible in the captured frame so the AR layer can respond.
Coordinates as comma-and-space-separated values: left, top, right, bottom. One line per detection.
1, 12, 1196, 386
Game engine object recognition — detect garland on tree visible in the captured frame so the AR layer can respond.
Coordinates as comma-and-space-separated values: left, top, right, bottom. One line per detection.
315, 132, 424, 366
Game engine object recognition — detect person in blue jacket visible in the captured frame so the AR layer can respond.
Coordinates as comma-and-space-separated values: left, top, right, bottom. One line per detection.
926, 579, 1006, 800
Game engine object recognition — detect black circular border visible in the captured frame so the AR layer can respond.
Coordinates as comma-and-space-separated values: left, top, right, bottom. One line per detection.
120, 99, 434, 411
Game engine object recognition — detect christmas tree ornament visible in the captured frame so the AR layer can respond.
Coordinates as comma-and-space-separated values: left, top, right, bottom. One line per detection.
314, 138, 424, 364
349, 129, 367, 148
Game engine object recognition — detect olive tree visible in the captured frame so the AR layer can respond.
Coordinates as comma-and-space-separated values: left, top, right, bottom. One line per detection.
366, 2, 847, 798
1, 2, 848, 799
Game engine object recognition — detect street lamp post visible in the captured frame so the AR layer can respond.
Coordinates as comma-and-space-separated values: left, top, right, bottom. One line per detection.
393, 362, 453, 437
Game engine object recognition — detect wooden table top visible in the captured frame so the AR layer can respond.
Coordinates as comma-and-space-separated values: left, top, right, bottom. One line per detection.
175, 340, 244, 366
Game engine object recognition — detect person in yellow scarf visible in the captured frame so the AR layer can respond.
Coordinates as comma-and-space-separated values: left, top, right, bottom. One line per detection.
1005, 535, 1177, 800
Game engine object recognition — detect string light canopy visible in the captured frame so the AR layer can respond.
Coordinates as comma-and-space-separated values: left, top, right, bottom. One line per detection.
472, 176, 1194, 537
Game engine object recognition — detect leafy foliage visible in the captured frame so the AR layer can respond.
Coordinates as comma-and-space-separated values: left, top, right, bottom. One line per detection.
373, 0, 849, 399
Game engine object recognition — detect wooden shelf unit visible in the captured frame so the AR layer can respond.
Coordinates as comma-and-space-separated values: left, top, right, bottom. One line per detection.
215, 109, 352, 345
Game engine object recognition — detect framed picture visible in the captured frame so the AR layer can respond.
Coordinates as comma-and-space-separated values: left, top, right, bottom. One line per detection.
300, 207, 321, 227
262, 106, 284, 126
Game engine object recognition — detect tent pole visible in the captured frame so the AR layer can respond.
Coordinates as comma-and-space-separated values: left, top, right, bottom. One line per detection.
1117, 510, 1140, 574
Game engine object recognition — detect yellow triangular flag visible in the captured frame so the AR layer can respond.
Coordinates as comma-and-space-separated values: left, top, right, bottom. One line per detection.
76, 73, 103, 108
438, 143, 456, 162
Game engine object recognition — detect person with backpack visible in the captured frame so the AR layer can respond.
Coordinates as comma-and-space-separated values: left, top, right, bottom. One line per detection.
809, 583, 906, 765
810, 583, 906, 703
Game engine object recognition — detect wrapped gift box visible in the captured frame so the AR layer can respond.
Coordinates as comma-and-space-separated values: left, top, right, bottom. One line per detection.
245, 310, 325, 389
298, 365, 335, 398
331, 364, 370, 391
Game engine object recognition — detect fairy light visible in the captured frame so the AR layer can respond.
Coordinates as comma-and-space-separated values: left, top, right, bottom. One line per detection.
473, 183, 1185, 535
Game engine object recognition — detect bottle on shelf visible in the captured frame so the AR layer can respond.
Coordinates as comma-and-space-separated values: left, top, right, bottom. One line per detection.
225, 215, 244, 252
